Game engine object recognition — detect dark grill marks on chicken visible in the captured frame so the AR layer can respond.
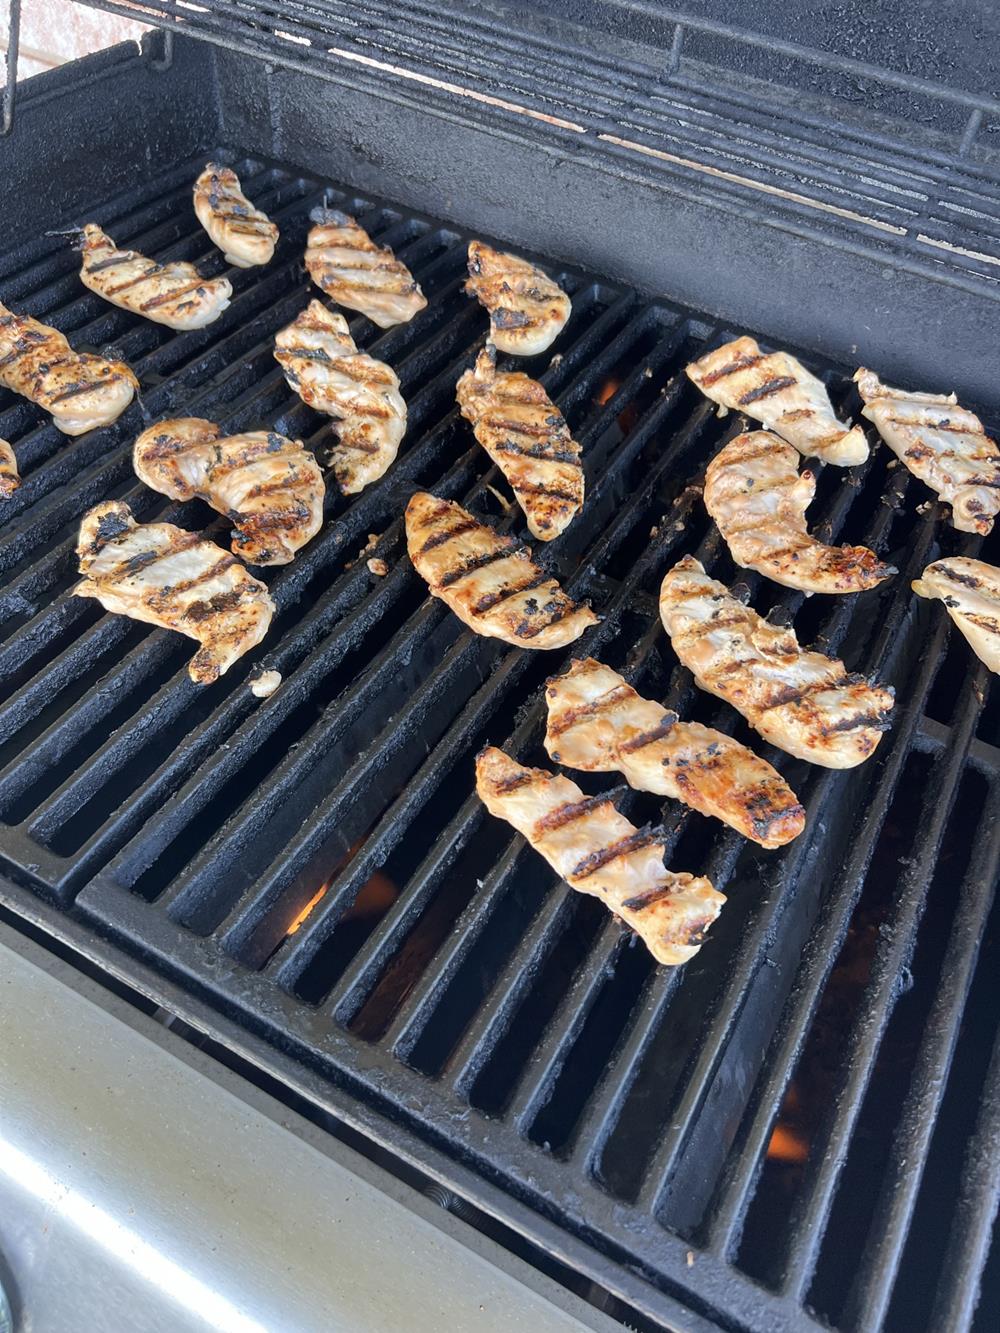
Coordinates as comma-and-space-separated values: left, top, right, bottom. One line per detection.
543, 657, 805, 847
193, 163, 279, 268
75, 500, 275, 684
76, 223, 232, 331
133, 418, 325, 566
475, 747, 724, 965
0, 300, 138, 436
456, 345, 584, 540
305, 207, 426, 329
659, 557, 894, 768
405, 492, 597, 650
465, 241, 571, 357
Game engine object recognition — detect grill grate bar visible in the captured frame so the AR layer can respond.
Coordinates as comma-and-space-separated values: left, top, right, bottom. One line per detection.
703, 545, 952, 1254
843, 780, 1000, 1327
778, 658, 991, 1302
929, 1025, 1000, 1332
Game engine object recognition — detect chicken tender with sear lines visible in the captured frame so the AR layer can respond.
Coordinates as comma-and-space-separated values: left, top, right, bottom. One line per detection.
476, 746, 724, 965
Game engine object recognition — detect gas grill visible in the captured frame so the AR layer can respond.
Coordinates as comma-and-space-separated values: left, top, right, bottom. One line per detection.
1, 3, 999, 1330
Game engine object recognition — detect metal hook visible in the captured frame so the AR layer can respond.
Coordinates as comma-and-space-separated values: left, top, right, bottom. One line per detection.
1, 0, 22, 136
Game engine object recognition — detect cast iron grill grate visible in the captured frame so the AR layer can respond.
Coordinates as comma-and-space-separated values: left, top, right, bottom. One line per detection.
0, 149, 998, 1332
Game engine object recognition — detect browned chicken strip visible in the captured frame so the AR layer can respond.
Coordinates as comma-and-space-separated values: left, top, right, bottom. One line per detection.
77, 224, 232, 330
659, 556, 894, 767
703, 430, 894, 594
305, 208, 426, 328
855, 369, 1000, 535
133, 418, 324, 566
274, 300, 407, 495
193, 163, 279, 268
476, 747, 724, 964
912, 557, 1000, 673
405, 492, 597, 649
544, 657, 805, 847
0, 439, 17, 497
75, 500, 275, 684
456, 345, 584, 541
465, 241, 570, 356
687, 336, 868, 466
0, 299, 137, 435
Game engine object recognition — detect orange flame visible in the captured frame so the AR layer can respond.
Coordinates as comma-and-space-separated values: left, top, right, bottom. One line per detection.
766, 1124, 809, 1164
284, 883, 330, 936
595, 376, 621, 406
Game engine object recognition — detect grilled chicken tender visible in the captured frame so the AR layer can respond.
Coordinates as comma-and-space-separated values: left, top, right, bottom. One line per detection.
0, 439, 17, 497
456, 346, 584, 541
75, 501, 274, 684
544, 658, 805, 848
704, 430, 894, 594
133, 418, 324, 566
659, 556, 894, 767
855, 369, 1000, 535
912, 557, 1000, 673
274, 300, 407, 495
465, 241, 570, 356
405, 492, 597, 649
193, 163, 279, 268
77, 223, 232, 330
305, 208, 426, 328
687, 337, 868, 466
0, 299, 137, 435
476, 747, 724, 965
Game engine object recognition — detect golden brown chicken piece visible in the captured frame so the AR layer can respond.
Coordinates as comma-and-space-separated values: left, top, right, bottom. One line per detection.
0, 439, 17, 497
465, 241, 571, 356
193, 163, 279, 268
274, 300, 407, 495
133, 418, 324, 566
75, 500, 275, 684
0, 300, 137, 435
911, 557, 1000, 673
544, 658, 805, 847
305, 208, 426, 328
76, 224, 232, 330
405, 492, 597, 649
659, 556, 894, 767
476, 747, 724, 965
687, 336, 868, 466
703, 430, 894, 594
855, 369, 1000, 535
456, 346, 584, 541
